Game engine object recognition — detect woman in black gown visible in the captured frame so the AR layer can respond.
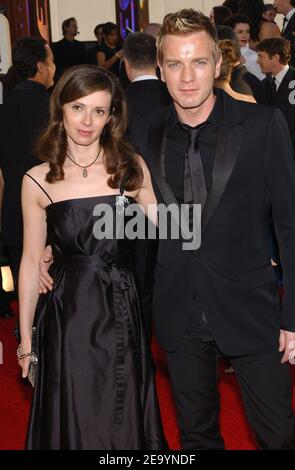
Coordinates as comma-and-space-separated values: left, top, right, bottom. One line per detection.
17, 65, 166, 450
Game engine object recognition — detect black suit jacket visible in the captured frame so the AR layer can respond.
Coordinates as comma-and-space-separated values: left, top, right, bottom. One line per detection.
125, 79, 171, 128
261, 67, 295, 157
131, 90, 295, 355
282, 11, 295, 67
230, 65, 254, 96
0, 80, 50, 247
52, 38, 87, 81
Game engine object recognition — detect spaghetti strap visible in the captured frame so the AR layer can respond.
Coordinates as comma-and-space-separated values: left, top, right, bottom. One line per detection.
25, 173, 53, 204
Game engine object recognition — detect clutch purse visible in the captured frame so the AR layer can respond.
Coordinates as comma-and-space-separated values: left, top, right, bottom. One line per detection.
17, 326, 38, 387
27, 351, 38, 387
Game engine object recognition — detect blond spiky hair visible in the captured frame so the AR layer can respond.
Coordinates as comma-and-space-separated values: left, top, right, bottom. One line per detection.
157, 9, 220, 64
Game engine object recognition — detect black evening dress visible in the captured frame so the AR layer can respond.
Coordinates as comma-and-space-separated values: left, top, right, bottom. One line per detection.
25, 184, 166, 450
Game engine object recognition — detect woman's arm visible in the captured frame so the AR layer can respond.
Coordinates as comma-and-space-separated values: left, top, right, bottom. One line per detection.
96, 49, 123, 70
18, 174, 47, 378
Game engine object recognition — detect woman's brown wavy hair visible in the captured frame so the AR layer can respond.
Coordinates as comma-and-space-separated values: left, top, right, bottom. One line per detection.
218, 39, 240, 81
36, 64, 143, 191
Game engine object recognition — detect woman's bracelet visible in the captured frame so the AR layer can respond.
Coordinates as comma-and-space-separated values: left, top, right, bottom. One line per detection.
17, 345, 32, 360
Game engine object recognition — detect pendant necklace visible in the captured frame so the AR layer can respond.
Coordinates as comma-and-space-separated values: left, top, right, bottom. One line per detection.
66, 147, 101, 177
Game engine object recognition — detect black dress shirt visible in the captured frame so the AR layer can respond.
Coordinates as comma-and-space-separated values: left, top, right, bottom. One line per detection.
165, 91, 222, 202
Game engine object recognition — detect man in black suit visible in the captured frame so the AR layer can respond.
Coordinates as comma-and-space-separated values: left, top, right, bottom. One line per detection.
131, 9, 295, 449
274, 0, 295, 66
257, 37, 295, 157
123, 32, 171, 127
0, 37, 54, 288
52, 17, 86, 81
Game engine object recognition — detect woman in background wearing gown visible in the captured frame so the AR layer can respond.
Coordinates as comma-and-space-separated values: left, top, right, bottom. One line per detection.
17, 64, 166, 450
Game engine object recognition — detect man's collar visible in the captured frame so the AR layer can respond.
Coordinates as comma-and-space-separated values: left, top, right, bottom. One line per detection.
207, 89, 224, 126
132, 75, 158, 83
14, 80, 47, 92
274, 65, 289, 85
286, 7, 295, 21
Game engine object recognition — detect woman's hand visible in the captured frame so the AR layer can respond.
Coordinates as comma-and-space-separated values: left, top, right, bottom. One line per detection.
115, 49, 124, 60
17, 339, 32, 379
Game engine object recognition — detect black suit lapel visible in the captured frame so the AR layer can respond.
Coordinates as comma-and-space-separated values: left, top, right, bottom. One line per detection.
201, 119, 247, 232
148, 122, 191, 241
275, 68, 295, 101
283, 12, 295, 38
148, 122, 178, 207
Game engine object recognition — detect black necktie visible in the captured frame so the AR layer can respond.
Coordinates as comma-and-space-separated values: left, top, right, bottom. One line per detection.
183, 125, 207, 211
282, 16, 288, 34
270, 75, 277, 102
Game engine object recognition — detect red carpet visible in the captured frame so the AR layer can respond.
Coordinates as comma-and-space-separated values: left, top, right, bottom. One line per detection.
0, 303, 294, 450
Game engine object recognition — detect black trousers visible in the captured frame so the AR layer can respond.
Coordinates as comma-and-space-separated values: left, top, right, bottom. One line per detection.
166, 334, 295, 450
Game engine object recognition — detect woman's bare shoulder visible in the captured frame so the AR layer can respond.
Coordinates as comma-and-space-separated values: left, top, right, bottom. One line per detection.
136, 154, 149, 173
238, 93, 256, 104
260, 21, 281, 40
25, 162, 50, 181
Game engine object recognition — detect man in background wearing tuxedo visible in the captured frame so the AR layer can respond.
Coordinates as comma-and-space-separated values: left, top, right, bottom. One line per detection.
257, 37, 295, 157
123, 32, 171, 127
0, 38, 54, 289
52, 17, 86, 82
274, 0, 295, 66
